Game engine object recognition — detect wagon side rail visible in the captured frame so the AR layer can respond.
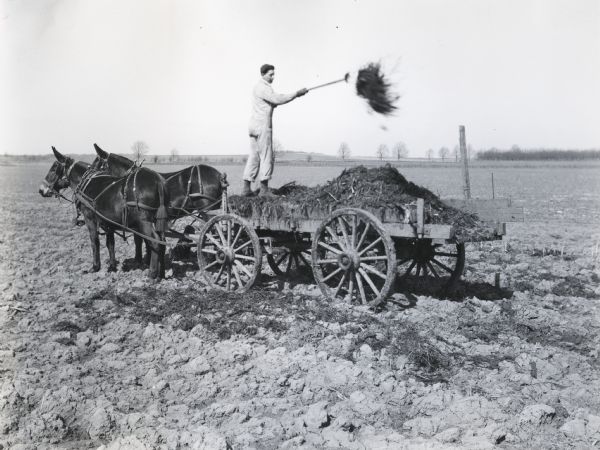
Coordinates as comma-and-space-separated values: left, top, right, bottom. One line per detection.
242, 198, 456, 241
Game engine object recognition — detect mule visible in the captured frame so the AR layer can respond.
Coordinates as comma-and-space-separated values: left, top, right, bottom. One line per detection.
92, 143, 223, 216
92, 143, 223, 264
40, 147, 169, 278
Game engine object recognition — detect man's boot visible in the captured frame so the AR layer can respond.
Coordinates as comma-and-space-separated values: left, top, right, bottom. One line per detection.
241, 180, 254, 197
259, 180, 278, 198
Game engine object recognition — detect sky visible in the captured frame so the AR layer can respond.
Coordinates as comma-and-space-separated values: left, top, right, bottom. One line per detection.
1, 0, 599, 157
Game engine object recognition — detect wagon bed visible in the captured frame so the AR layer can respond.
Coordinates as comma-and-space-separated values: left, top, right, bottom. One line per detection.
233, 198, 518, 241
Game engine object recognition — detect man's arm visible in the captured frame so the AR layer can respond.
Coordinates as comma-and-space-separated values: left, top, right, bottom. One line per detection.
257, 84, 307, 105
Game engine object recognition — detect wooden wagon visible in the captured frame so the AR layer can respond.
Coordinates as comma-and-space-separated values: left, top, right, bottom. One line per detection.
191, 183, 524, 306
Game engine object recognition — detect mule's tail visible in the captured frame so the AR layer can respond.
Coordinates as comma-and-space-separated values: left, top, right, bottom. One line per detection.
155, 180, 169, 233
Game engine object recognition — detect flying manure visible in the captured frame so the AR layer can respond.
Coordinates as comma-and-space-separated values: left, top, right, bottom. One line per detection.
307, 61, 400, 116
355, 62, 399, 115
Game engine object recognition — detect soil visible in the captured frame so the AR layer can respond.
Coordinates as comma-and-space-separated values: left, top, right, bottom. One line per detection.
1, 166, 600, 449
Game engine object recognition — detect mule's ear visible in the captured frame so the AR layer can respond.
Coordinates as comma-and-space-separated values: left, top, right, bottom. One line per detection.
94, 143, 109, 158
52, 146, 66, 163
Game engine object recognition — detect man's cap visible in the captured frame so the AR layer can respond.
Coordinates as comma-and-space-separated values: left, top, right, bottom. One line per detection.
260, 64, 275, 75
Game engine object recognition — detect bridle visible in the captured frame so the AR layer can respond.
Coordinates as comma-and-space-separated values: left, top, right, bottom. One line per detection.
96, 154, 138, 177
45, 158, 78, 202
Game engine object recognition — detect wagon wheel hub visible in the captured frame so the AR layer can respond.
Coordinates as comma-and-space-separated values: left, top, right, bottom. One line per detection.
216, 247, 233, 265
414, 241, 435, 262
338, 251, 360, 271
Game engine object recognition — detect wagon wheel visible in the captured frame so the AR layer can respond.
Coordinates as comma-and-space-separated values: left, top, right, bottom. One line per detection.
396, 240, 465, 292
267, 243, 312, 279
312, 208, 396, 306
197, 214, 262, 292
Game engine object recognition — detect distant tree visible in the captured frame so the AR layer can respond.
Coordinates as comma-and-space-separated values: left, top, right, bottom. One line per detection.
376, 144, 389, 160
467, 144, 474, 160
152, 155, 159, 164
306, 153, 313, 163
393, 142, 408, 160
337, 142, 351, 160
170, 148, 179, 162
273, 139, 284, 161
511, 144, 522, 152
438, 146, 449, 161
452, 145, 459, 162
477, 148, 600, 161
426, 148, 434, 161
131, 140, 149, 161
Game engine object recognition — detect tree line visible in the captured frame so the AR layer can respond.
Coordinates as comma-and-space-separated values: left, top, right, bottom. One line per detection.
476, 147, 600, 161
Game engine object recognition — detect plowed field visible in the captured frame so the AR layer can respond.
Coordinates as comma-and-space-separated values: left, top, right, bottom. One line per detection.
1, 162, 599, 449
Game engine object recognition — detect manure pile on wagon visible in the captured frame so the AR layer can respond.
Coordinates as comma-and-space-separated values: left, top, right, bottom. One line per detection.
230, 165, 496, 242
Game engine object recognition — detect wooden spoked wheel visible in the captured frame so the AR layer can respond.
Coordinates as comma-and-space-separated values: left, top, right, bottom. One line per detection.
197, 214, 262, 292
312, 208, 397, 306
396, 240, 465, 291
266, 243, 312, 279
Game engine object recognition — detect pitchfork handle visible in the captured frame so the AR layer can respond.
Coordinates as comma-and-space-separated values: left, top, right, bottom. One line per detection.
307, 73, 350, 91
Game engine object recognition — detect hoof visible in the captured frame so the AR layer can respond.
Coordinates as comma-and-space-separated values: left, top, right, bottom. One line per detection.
84, 266, 100, 274
107, 265, 118, 273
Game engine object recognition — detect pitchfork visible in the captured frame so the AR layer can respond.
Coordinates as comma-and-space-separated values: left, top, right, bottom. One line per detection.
307, 73, 350, 92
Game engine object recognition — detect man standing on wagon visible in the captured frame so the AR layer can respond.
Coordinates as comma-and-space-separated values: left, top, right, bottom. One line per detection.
242, 64, 308, 197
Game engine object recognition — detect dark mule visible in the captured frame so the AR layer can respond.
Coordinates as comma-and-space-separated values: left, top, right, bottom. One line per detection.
92, 143, 223, 264
40, 147, 169, 278
93, 143, 223, 216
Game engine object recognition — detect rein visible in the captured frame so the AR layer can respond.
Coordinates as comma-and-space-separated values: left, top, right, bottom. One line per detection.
56, 191, 74, 203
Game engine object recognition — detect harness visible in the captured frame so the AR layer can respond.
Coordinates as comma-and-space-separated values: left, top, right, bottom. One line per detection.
74, 171, 121, 215
164, 165, 221, 217
71, 164, 169, 244
65, 159, 78, 180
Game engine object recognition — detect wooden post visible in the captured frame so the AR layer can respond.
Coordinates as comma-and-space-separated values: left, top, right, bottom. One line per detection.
491, 172, 495, 199
459, 125, 471, 199
220, 173, 229, 213
416, 198, 424, 238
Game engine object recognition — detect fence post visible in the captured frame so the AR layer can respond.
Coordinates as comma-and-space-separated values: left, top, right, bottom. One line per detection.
459, 125, 471, 199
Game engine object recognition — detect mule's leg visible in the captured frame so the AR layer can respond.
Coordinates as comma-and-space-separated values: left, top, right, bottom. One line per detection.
106, 230, 117, 272
138, 221, 163, 279
144, 241, 151, 267
83, 215, 101, 272
134, 235, 144, 265
158, 234, 166, 279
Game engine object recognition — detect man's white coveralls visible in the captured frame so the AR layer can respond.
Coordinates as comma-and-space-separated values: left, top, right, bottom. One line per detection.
243, 79, 297, 182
